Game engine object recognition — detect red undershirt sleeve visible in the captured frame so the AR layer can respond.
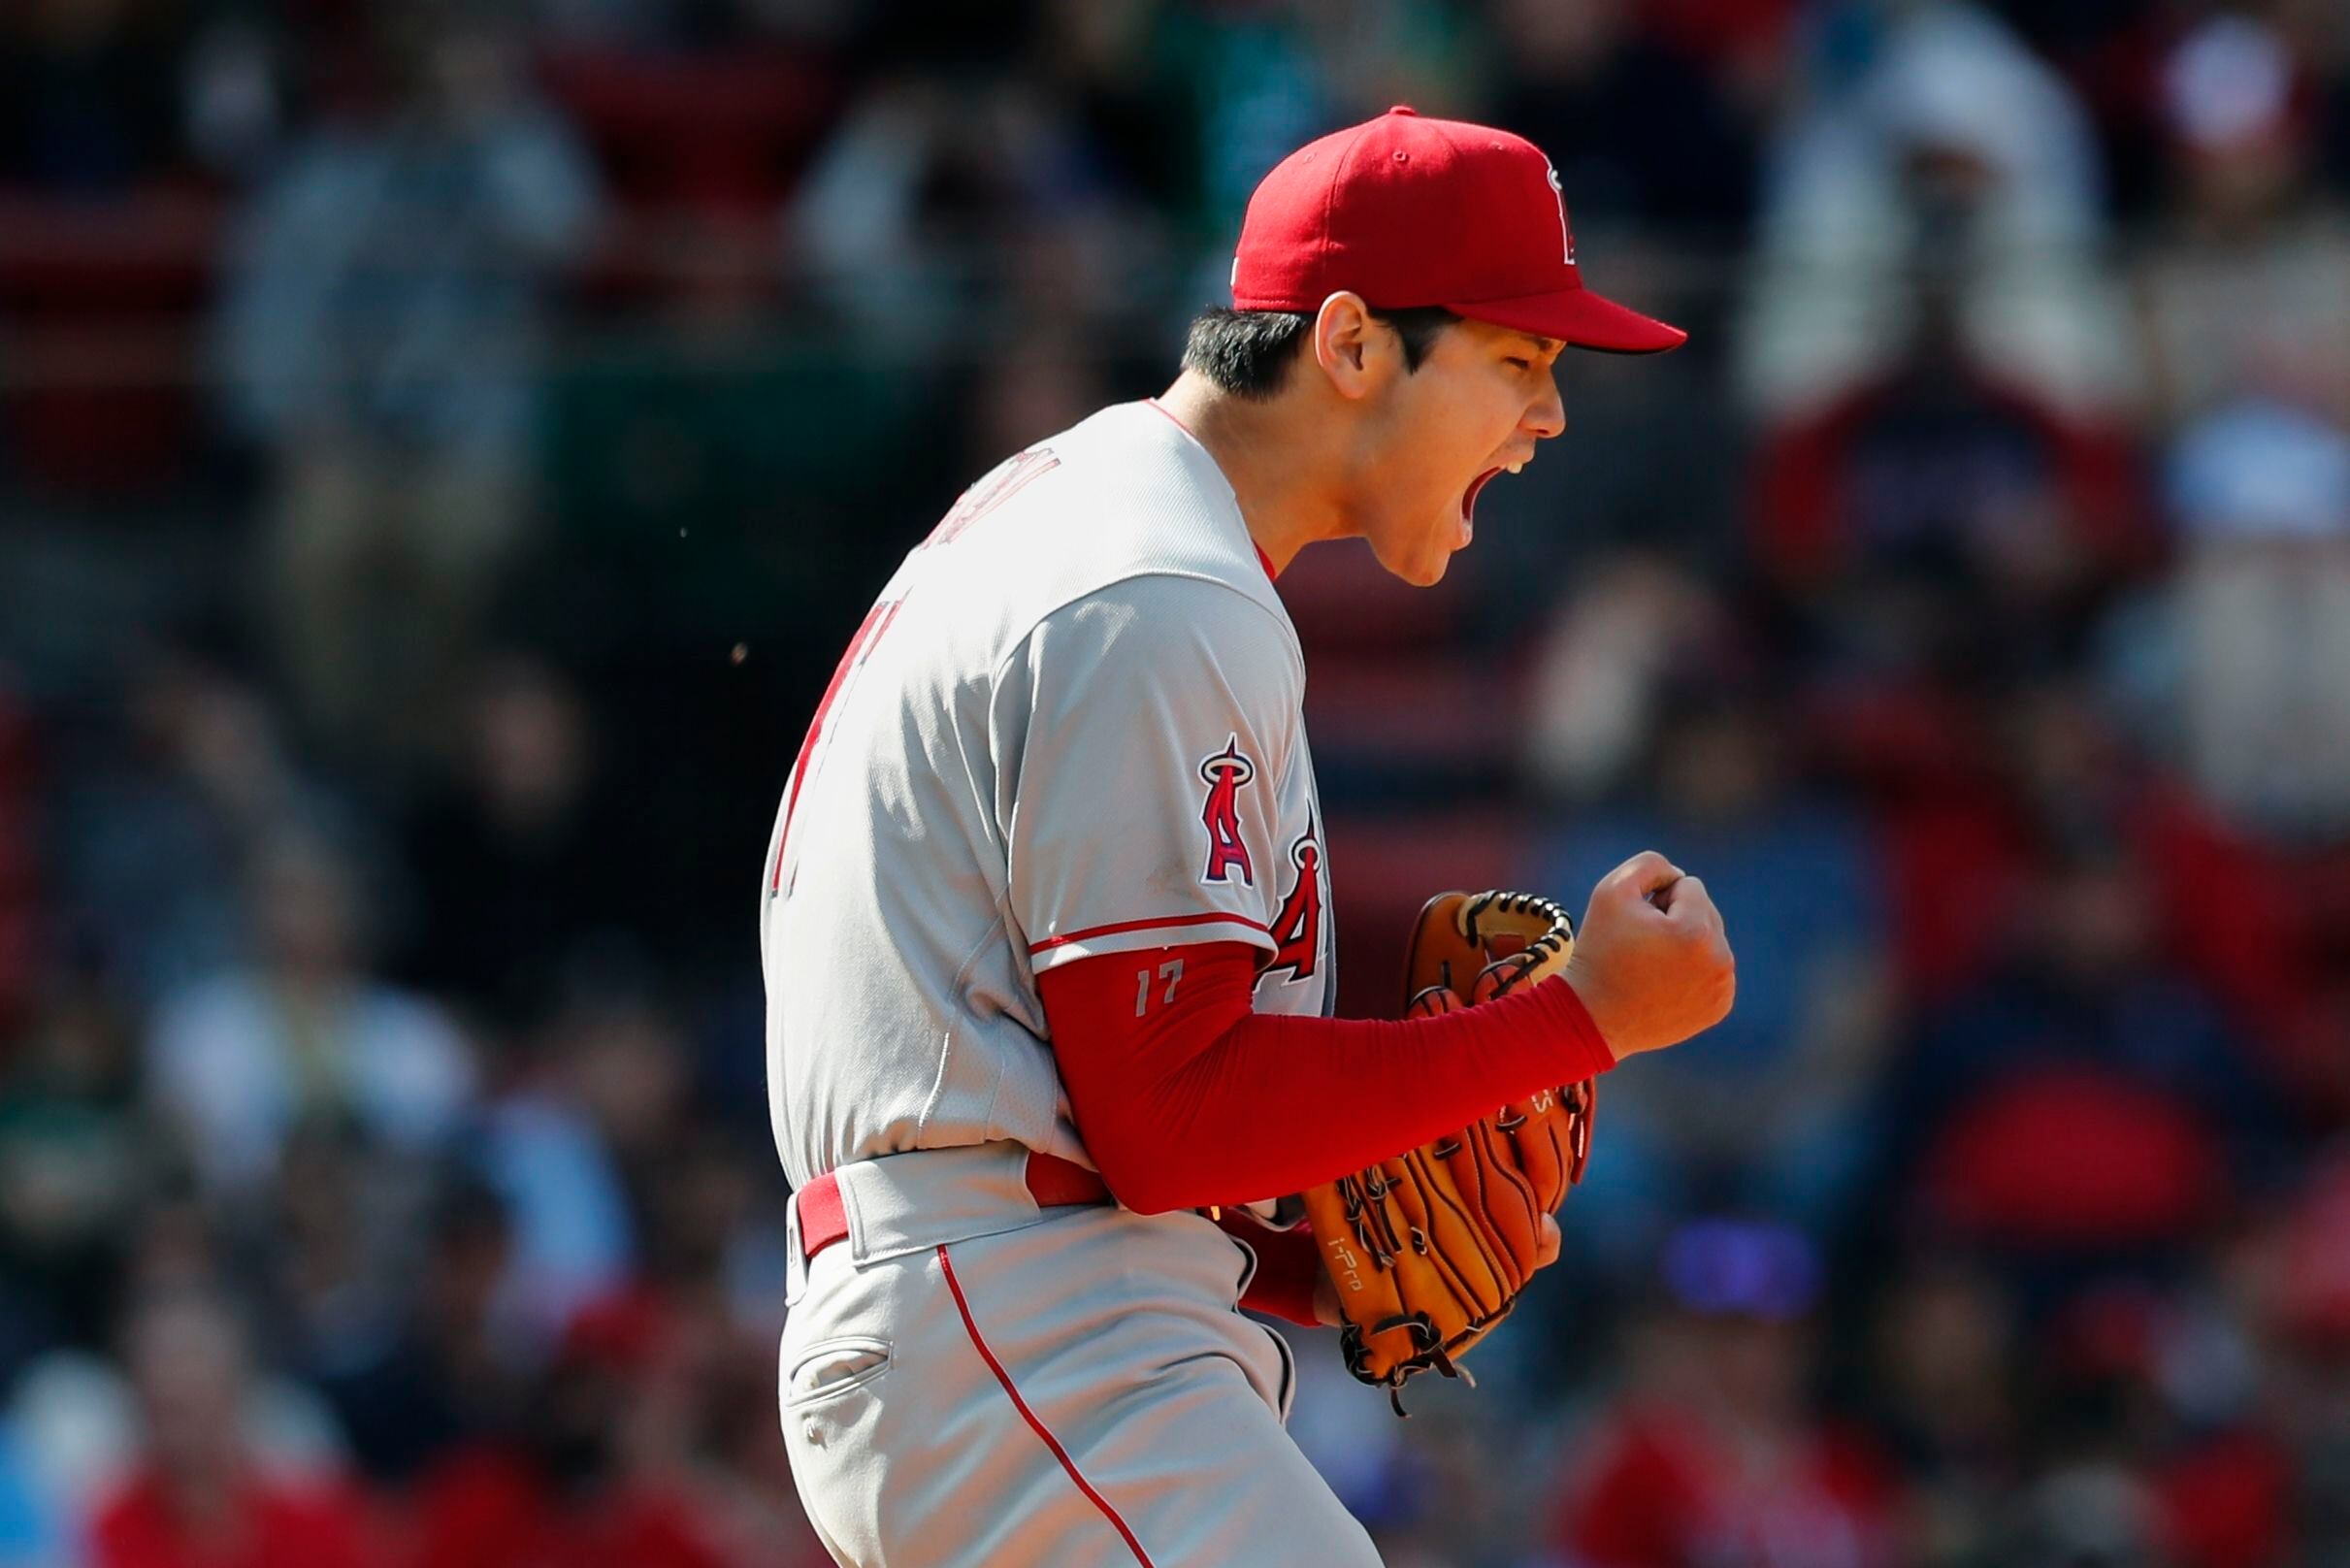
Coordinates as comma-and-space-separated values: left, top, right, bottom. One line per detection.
1037, 939, 1616, 1219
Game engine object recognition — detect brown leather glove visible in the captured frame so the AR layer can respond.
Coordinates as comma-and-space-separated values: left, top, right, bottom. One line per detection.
1298, 890, 1598, 1413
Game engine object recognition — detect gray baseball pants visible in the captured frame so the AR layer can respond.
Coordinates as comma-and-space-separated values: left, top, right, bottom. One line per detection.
779, 1142, 1383, 1566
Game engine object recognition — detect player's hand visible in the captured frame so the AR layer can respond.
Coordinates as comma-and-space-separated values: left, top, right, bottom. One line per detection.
1312, 1215, 1559, 1327
1559, 850, 1735, 1061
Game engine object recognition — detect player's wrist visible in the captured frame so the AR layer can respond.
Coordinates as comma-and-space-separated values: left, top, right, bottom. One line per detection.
1557, 962, 1629, 1064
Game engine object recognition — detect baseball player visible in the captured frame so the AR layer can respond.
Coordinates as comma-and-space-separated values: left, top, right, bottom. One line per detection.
763, 107, 1735, 1566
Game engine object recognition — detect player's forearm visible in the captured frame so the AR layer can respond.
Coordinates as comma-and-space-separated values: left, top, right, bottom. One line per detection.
1039, 941, 1616, 1215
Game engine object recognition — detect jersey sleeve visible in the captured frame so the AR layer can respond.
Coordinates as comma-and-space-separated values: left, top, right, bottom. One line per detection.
998, 572, 1302, 973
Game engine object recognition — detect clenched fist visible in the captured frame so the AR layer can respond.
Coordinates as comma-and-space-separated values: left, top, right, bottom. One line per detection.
1560, 850, 1735, 1060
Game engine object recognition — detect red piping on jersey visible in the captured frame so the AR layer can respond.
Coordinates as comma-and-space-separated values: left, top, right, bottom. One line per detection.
1141, 396, 1198, 442
1143, 399, 1279, 583
938, 1244, 1159, 1567
1028, 910, 1272, 955
771, 597, 905, 892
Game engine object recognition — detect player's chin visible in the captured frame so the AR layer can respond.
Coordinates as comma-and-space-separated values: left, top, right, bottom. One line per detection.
1368, 511, 1464, 587
1377, 537, 1452, 587
1404, 547, 1454, 587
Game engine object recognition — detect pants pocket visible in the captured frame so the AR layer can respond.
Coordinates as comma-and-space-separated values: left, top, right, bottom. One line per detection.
780, 1330, 894, 1567
784, 1335, 894, 1408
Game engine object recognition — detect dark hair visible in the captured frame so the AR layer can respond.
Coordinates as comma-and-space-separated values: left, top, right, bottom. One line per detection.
1180, 304, 1460, 399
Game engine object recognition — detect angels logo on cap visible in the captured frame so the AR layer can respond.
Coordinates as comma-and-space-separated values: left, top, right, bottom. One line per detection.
1544, 161, 1576, 266
1230, 107, 1681, 354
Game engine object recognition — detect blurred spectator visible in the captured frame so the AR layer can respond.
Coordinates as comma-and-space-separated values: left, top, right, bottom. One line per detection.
1483, 0, 1758, 238
1518, 546, 1922, 1346
297, 1176, 528, 1486
472, 1089, 634, 1352
2129, 398, 2350, 849
2134, 16, 2350, 433
404, 1292, 744, 1568
470, 995, 713, 1342
1889, 844, 2287, 1260
1529, 582, 1896, 1257
786, 73, 1143, 348
1887, 679, 2343, 1113
1858, 1258, 2025, 1565
1166, 3, 1335, 240
633, 1127, 784, 1330
212, 4, 598, 768
1522, 552, 1732, 802
2105, 404, 2350, 1109
143, 832, 475, 1201
1737, 3, 2136, 422
1554, 1221, 1899, 1568
1749, 255, 2148, 685
1169, 0, 1476, 238
85, 1290, 375, 1568
253, 1128, 443, 1456
0, 970, 147, 1363
1742, 52, 2157, 1014
1033, 0, 1199, 215
54, 649, 354, 1005
398, 654, 629, 1035
1287, 0, 1484, 147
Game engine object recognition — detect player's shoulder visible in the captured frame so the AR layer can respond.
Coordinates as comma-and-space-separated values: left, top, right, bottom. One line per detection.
1033, 570, 1303, 688
950, 401, 1291, 633
916, 402, 1296, 671
1001, 571, 1304, 749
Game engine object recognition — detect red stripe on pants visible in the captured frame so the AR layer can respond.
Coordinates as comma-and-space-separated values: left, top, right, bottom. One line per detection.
935, 1244, 1159, 1567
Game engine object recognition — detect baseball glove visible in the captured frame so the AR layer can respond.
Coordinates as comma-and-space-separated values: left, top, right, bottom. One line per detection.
1299, 890, 1599, 1413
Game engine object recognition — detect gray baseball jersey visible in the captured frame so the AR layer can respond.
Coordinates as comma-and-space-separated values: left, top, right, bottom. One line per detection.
760, 399, 1334, 1190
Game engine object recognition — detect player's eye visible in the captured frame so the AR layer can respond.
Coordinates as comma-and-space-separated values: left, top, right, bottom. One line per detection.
1503, 357, 1532, 371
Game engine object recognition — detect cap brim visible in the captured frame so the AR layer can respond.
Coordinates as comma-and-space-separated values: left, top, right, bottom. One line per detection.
1443, 284, 1686, 354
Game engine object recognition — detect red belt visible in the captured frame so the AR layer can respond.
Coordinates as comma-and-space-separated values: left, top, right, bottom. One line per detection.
797, 1151, 1112, 1261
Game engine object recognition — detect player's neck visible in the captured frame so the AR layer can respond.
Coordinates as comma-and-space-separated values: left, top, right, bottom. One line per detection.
1155, 372, 1349, 577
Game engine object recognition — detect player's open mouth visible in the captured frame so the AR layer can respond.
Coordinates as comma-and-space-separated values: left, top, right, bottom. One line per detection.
1459, 467, 1503, 540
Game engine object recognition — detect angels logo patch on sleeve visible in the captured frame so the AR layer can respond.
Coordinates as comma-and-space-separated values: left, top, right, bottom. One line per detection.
1197, 736, 1257, 886
1263, 830, 1323, 982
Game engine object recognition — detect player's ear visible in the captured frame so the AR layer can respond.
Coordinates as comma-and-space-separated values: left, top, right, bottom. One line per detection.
1309, 292, 1383, 400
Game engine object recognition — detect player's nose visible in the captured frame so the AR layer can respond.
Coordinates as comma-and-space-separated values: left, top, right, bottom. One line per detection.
1523, 368, 1565, 441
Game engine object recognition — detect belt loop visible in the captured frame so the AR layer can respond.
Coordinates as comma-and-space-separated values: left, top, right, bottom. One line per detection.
784, 1189, 809, 1306
837, 1162, 868, 1264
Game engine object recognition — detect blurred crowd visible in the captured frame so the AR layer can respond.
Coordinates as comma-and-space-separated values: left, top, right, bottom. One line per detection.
3, 0, 2350, 1564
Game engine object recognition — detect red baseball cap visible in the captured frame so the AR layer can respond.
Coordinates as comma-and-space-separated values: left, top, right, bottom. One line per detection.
1230, 106, 1685, 354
